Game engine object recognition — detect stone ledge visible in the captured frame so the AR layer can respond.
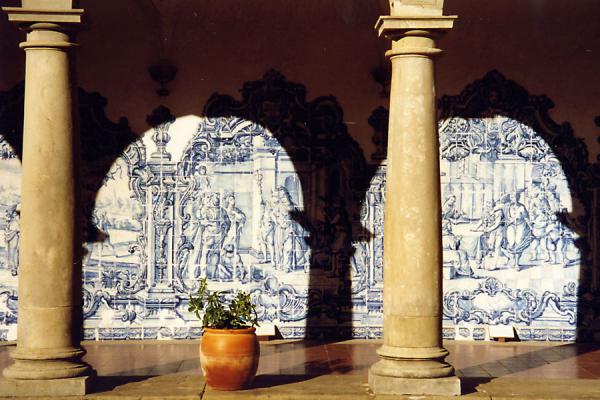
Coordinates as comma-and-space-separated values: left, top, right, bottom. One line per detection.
0, 375, 91, 397
0, 375, 598, 399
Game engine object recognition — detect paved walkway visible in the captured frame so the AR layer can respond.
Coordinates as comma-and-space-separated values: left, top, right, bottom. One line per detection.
0, 340, 599, 398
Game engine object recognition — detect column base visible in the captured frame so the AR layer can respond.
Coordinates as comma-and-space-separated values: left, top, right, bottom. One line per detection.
372, 346, 455, 378
3, 346, 92, 380
369, 371, 461, 396
0, 375, 92, 397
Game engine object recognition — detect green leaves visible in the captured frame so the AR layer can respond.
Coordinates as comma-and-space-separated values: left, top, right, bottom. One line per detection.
188, 278, 259, 329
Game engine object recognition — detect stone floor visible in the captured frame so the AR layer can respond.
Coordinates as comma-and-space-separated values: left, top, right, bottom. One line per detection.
0, 340, 599, 399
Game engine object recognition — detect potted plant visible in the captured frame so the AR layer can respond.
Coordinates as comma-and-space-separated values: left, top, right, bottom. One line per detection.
188, 278, 260, 390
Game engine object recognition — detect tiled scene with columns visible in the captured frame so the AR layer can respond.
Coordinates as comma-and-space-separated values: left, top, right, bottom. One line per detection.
0, 0, 599, 398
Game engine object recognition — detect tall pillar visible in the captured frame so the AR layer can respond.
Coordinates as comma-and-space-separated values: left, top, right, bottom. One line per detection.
0, 1, 92, 396
368, 1, 460, 396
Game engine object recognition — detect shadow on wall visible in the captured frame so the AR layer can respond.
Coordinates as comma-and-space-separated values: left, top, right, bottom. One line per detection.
0, 82, 139, 340
0, 71, 383, 341
3, 69, 598, 342
436, 70, 600, 342
0, 82, 138, 254
202, 70, 380, 339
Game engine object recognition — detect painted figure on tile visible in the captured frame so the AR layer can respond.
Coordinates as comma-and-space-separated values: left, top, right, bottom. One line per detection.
265, 184, 311, 273
214, 243, 246, 282
281, 218, 309, 273
202, 194, 230, 273
549, 209, 580, 268
190, 193, 230, 279
560, 229, 581, 267
545, 183, 562, 213
270, 186, 294, 271
258, 201, 275, 263
529, 187, 551, 262
323, 196, 351, 278
442, 194, 462, 223
223, 193, 246, 253
187, 194, 207, 278
378, 177, 386, 205
194, 164, 211, 191
473, 199, 506, 270
503, 191, 533, 270
442, 220, 478, 278
4, 205, 20, 276
204, 251, 221, 281
544, 213, 564, 265
350, 239, 368, 284
364, 187, 378, 223
93, 210, 115, 255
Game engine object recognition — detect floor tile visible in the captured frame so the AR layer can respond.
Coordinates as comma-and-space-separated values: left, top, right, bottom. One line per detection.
1, 340, 599, 383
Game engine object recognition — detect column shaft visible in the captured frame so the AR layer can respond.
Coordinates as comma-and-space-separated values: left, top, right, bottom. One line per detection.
369, 24, 460, 396
3, 24, 90, 381
384, 36, 442, 351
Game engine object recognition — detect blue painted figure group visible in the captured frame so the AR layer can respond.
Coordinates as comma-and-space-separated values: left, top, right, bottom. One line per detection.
258, 186, 309, 274
187, 190, 248, 282
441, 177, 579, 278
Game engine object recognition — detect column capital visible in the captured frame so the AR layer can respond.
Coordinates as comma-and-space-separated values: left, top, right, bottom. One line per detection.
2, 5, 83, 25
2, 3, 84, 50
375, 15, 456, 39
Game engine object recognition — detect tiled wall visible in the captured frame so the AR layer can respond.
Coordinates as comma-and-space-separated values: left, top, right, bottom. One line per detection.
0, 71, 597, 341
437, 72, 598, 341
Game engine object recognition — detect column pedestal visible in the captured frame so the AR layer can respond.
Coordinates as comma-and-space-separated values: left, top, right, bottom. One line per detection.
0, 377, 91, 397
369, 5, 460, 397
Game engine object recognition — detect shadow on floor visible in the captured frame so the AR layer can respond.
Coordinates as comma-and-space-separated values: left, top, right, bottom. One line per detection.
465, 342, 600, 378
89, 375, 157, 393
460, 377, 494, 395
250, 374, 320, 389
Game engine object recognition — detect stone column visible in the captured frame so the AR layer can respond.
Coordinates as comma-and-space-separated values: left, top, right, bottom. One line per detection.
0, 1, 92, 396
368, 1, 460, 396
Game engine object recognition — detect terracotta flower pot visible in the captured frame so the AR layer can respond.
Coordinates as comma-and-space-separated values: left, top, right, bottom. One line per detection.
200, 327, 260, 390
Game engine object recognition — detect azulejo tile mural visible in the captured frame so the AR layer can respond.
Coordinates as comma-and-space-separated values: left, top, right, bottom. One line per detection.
0, 70, 598, 341
436, 71, 599, 341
